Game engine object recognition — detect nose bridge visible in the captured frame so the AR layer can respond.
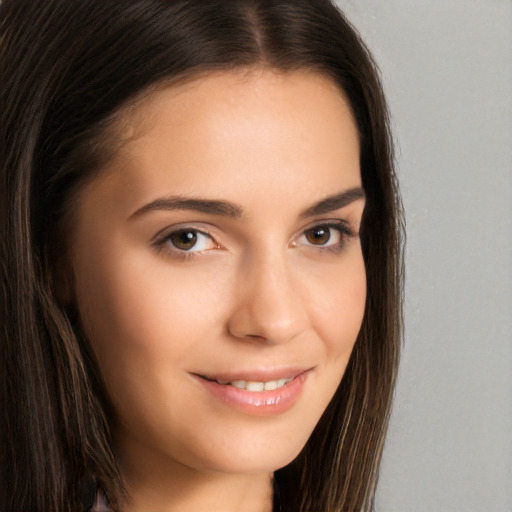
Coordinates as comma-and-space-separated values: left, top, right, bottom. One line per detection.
227, 242, 309, 344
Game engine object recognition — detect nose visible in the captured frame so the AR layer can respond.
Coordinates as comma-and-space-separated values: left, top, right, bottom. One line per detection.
226, 248, 310, 345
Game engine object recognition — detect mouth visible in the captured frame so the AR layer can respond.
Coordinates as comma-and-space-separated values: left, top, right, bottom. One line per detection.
200, 375, 295, 392
192, 368, 312, 416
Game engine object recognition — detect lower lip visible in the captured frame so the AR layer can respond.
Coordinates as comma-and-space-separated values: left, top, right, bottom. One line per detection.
195, 371, 310, 416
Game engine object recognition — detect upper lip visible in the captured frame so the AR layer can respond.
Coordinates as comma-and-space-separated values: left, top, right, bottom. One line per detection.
193, 366, 314, 383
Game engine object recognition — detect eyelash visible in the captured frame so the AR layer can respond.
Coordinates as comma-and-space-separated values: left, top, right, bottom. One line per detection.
152, 226, 219, 261
297, 221, 355, 254
152, 221, 356, 260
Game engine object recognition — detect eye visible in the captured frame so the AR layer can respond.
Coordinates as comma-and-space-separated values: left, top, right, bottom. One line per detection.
303, 225, 339, 246
154, 228, 218, 254
296, 222, 354, 252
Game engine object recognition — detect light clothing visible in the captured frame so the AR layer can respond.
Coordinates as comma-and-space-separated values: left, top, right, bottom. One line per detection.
89, 489, 110, 512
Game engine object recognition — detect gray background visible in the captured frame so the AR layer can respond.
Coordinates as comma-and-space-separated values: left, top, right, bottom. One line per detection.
336, 1, 512, 511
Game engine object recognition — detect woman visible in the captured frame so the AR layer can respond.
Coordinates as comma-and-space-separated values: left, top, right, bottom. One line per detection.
0, 1, 403, 511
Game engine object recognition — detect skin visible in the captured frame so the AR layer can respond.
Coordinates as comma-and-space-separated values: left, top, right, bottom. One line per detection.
68, 69, 366, 512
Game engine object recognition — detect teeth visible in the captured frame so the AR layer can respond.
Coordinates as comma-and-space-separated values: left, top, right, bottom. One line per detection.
264, 380, 278, 391
246, 381, 265, 392
227, 378, 293, 391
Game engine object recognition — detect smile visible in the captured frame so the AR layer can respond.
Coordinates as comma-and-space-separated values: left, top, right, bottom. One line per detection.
193, 368, 312, 416
205, 377, 294, 392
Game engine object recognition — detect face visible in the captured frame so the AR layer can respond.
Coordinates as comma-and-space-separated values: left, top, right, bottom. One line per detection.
68, 69, 366, 478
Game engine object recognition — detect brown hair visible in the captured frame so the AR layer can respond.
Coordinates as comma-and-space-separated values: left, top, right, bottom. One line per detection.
0, 1, 404, 510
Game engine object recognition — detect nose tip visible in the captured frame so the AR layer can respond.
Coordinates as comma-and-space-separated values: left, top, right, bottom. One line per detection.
226, 256, 309, 345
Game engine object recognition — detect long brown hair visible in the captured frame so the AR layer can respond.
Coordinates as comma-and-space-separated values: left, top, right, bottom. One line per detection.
0, 1, 404, 510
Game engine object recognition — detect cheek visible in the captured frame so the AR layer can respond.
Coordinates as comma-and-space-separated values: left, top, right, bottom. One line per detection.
309, 250, 366, 366
72, 242, 227, 408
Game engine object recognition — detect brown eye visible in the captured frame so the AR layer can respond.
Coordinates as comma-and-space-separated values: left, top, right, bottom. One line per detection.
153, 227, 218, 256
305, 226, 331, 245
169, 230, 198, 250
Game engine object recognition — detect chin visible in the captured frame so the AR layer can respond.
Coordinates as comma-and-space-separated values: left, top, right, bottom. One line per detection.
178, 422, 312, 476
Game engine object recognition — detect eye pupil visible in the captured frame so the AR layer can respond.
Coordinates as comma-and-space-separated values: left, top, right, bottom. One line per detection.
306, 227, 330, 245
170, 230, 197, 250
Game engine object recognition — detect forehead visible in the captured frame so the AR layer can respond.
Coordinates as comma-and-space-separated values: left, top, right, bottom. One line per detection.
83, 69, 361, 217
121, 67, 356, 135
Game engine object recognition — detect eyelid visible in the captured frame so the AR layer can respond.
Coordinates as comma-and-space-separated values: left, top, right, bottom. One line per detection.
152, 220, 203, 239
297, 218, 354, 237
292, 219, 356, 252
151, 223, 222, 258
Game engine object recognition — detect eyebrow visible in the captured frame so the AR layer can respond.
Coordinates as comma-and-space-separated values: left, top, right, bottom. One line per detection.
130, 196, 243, 219
299, 187, 365, 218
130, 187, 365, 220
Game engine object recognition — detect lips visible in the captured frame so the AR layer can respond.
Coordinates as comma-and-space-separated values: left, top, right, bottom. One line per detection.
193, 367, 312, 416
